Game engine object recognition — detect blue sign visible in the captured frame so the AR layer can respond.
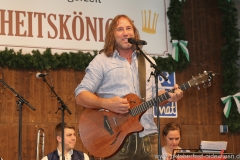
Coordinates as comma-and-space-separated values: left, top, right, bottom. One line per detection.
153, 72, 178, 118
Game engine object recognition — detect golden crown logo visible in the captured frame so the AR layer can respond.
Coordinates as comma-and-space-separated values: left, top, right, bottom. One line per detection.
142, 10, 159, 34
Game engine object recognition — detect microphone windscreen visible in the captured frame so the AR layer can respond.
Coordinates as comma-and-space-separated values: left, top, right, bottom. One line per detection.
36, 72, 41, 78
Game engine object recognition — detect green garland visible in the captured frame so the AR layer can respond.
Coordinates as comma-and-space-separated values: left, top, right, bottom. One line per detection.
218, 0, 240, 132
0, 48, 97, 71
154, 0, 190, 73
155, 0, 190, 73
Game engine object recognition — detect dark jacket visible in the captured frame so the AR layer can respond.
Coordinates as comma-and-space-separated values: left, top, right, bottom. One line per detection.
47, 149, 84, 160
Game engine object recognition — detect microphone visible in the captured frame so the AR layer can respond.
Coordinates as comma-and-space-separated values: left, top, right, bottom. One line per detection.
36, 72, 49, 78
128, 38, 147, 45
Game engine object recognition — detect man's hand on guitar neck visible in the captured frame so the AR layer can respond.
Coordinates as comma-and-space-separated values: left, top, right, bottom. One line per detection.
159, 84, 183, 106
167, 84, 183, 102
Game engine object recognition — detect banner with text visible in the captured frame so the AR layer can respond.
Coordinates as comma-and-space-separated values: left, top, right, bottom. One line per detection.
0, 0, 172, 55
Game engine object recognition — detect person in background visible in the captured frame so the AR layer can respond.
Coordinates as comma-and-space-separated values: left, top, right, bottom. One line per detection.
161, 122, 187, 160
75, 14, 183, 160
41, 122, 89, 160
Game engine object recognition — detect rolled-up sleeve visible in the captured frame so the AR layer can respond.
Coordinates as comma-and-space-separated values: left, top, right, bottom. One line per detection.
74, 55, 103, 97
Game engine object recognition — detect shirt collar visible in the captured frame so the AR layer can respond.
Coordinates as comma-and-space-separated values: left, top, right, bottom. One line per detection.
113, 50, 138, 59
57, 148, 73, 157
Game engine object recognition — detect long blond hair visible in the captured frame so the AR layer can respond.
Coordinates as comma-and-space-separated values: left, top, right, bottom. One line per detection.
99, 14, 140, 56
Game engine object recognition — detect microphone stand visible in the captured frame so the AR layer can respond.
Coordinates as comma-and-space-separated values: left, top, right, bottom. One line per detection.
135, 44, 168, 160
0, 79, 35, 160
39, 76, 72, 160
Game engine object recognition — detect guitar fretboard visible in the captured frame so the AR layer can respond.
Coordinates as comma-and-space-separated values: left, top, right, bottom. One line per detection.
129, 81, 191, 116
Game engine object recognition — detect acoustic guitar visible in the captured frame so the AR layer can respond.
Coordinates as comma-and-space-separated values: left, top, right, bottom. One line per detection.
78, 71, 217, 158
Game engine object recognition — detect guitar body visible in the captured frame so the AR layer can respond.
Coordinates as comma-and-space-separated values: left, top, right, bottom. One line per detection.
78, 93, 144, 158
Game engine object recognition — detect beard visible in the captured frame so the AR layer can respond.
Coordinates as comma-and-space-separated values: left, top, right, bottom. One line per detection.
115, 41, 134, 51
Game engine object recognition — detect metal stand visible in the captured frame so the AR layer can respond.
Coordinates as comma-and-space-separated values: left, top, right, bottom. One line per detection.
135, 44, 168, 160
0, 79, 35, 160
39, 76, 72, 160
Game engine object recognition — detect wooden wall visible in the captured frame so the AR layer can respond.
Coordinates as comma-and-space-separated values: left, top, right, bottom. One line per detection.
0, 0, 240, 159
0, 69, 88, 159
170, 0, 240, 154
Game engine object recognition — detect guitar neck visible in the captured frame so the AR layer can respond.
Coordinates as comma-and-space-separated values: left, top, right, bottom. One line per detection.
129, 81, 191, 116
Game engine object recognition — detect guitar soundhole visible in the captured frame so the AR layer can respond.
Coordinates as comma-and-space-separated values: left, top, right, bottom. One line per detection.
110, 131, 121, 145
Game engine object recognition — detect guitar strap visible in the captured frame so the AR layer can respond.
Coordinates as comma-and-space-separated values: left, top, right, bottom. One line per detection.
138, 53, 146, 102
